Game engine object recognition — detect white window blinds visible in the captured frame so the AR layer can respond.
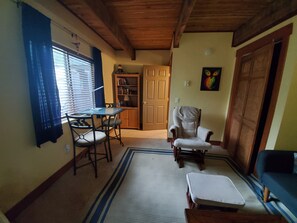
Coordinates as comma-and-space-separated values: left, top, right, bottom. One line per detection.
53, 46, 95, 117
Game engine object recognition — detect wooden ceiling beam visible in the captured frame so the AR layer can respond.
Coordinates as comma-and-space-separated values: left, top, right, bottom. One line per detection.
173, 0, 196, 48
84, 0, 135, 60
233, 0, 297, 47
60, 0, 135, 60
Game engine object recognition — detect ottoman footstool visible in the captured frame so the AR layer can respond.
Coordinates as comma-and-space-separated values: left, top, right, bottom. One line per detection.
186, 172, 245, 211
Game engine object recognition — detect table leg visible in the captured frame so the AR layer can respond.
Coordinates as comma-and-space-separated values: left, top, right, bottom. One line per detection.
107, 116, 113, 161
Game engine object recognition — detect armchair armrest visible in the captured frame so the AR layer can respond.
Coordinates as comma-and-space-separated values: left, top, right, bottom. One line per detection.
256, 150, 295, 181
169, 124, 178, 139
197, 126, 213, 142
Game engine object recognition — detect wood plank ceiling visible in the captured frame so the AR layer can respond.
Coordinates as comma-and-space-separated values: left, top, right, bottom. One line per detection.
58, 0, 297, 60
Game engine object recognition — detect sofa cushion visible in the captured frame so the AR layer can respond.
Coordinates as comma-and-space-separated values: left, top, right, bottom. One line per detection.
263, 172, 297, 216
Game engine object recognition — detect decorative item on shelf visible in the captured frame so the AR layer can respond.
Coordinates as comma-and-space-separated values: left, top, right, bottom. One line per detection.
117, 78, 127, 86
124, 93, 129, 106
115, 64, 125, 74
118, 87, 123, 94
124, 94, 129, 102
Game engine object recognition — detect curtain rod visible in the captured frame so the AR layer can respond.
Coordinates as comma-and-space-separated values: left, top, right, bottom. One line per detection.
10, 0, 22, 7
10, 0, 94, 49
51, 20, 94, 49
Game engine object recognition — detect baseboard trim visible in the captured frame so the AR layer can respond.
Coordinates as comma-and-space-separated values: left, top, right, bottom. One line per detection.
5, 149, 86, 221
209, 140, 223, 146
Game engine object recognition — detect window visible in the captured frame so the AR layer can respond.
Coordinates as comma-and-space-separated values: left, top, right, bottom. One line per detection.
53, 46, 95, 118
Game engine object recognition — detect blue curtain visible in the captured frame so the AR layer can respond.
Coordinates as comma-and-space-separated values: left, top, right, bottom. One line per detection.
93, 47, 106, 107
22, 3, 63, 147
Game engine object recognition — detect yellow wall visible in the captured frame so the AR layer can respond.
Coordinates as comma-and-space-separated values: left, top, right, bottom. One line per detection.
116, 50, 171, 69
169, 33, 235, 141
0, 0, 115, 212
102, 54, 117, 102
269, 18, 297, 150
104, 50, 171, 100
275, 65, 297, 150
272, 17, 297, 150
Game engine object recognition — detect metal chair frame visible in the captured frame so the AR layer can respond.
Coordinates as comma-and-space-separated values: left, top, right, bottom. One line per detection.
66, 113, 109, 178
101, 103, 124, 146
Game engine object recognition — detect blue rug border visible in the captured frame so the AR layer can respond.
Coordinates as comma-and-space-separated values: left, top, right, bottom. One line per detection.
83, 147, 295, 223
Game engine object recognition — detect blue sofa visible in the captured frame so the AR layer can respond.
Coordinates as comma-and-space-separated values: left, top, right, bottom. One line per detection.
256, 150, 297, 216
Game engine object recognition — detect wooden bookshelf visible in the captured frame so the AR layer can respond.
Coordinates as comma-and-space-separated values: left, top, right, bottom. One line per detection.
114, 73, 141, 129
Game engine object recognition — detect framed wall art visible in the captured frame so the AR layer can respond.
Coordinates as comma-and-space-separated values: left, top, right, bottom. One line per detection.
200, 67, 222, 91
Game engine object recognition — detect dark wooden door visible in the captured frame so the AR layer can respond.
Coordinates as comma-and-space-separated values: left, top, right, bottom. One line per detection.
226, 43, 274, 173
227, 55, 252, 157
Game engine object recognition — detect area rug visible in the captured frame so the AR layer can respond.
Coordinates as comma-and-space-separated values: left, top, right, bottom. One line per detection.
84, 147, 296, 223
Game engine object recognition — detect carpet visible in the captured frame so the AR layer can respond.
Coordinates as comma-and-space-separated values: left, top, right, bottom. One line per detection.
84, 148, 296, 223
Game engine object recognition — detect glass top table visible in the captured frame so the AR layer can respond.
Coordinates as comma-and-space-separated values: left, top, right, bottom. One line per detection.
80, 107, 123, 116
79, 107, 124, 161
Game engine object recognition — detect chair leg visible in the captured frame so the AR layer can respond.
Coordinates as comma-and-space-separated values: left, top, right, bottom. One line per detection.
178, 158, 184, 168
177, 148, 184, 168
93, 144, 98, 178
178, 158, 185, 168
73, 144, 77, 176
88, 148, 91, 160
104, 141, 109, 162
104, 127, 113, 162
107, 137, 112, 162
120, 126, 124, 146
117, 125, 124, 146
263, 186, 270, 202
196, 150, 206, 170
175, 147, 184, 168
197, 163, 205, 171
173, 146, 177, 161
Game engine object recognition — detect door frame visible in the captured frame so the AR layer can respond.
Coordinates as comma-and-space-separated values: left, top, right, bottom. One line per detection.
223, 24, 292, 171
